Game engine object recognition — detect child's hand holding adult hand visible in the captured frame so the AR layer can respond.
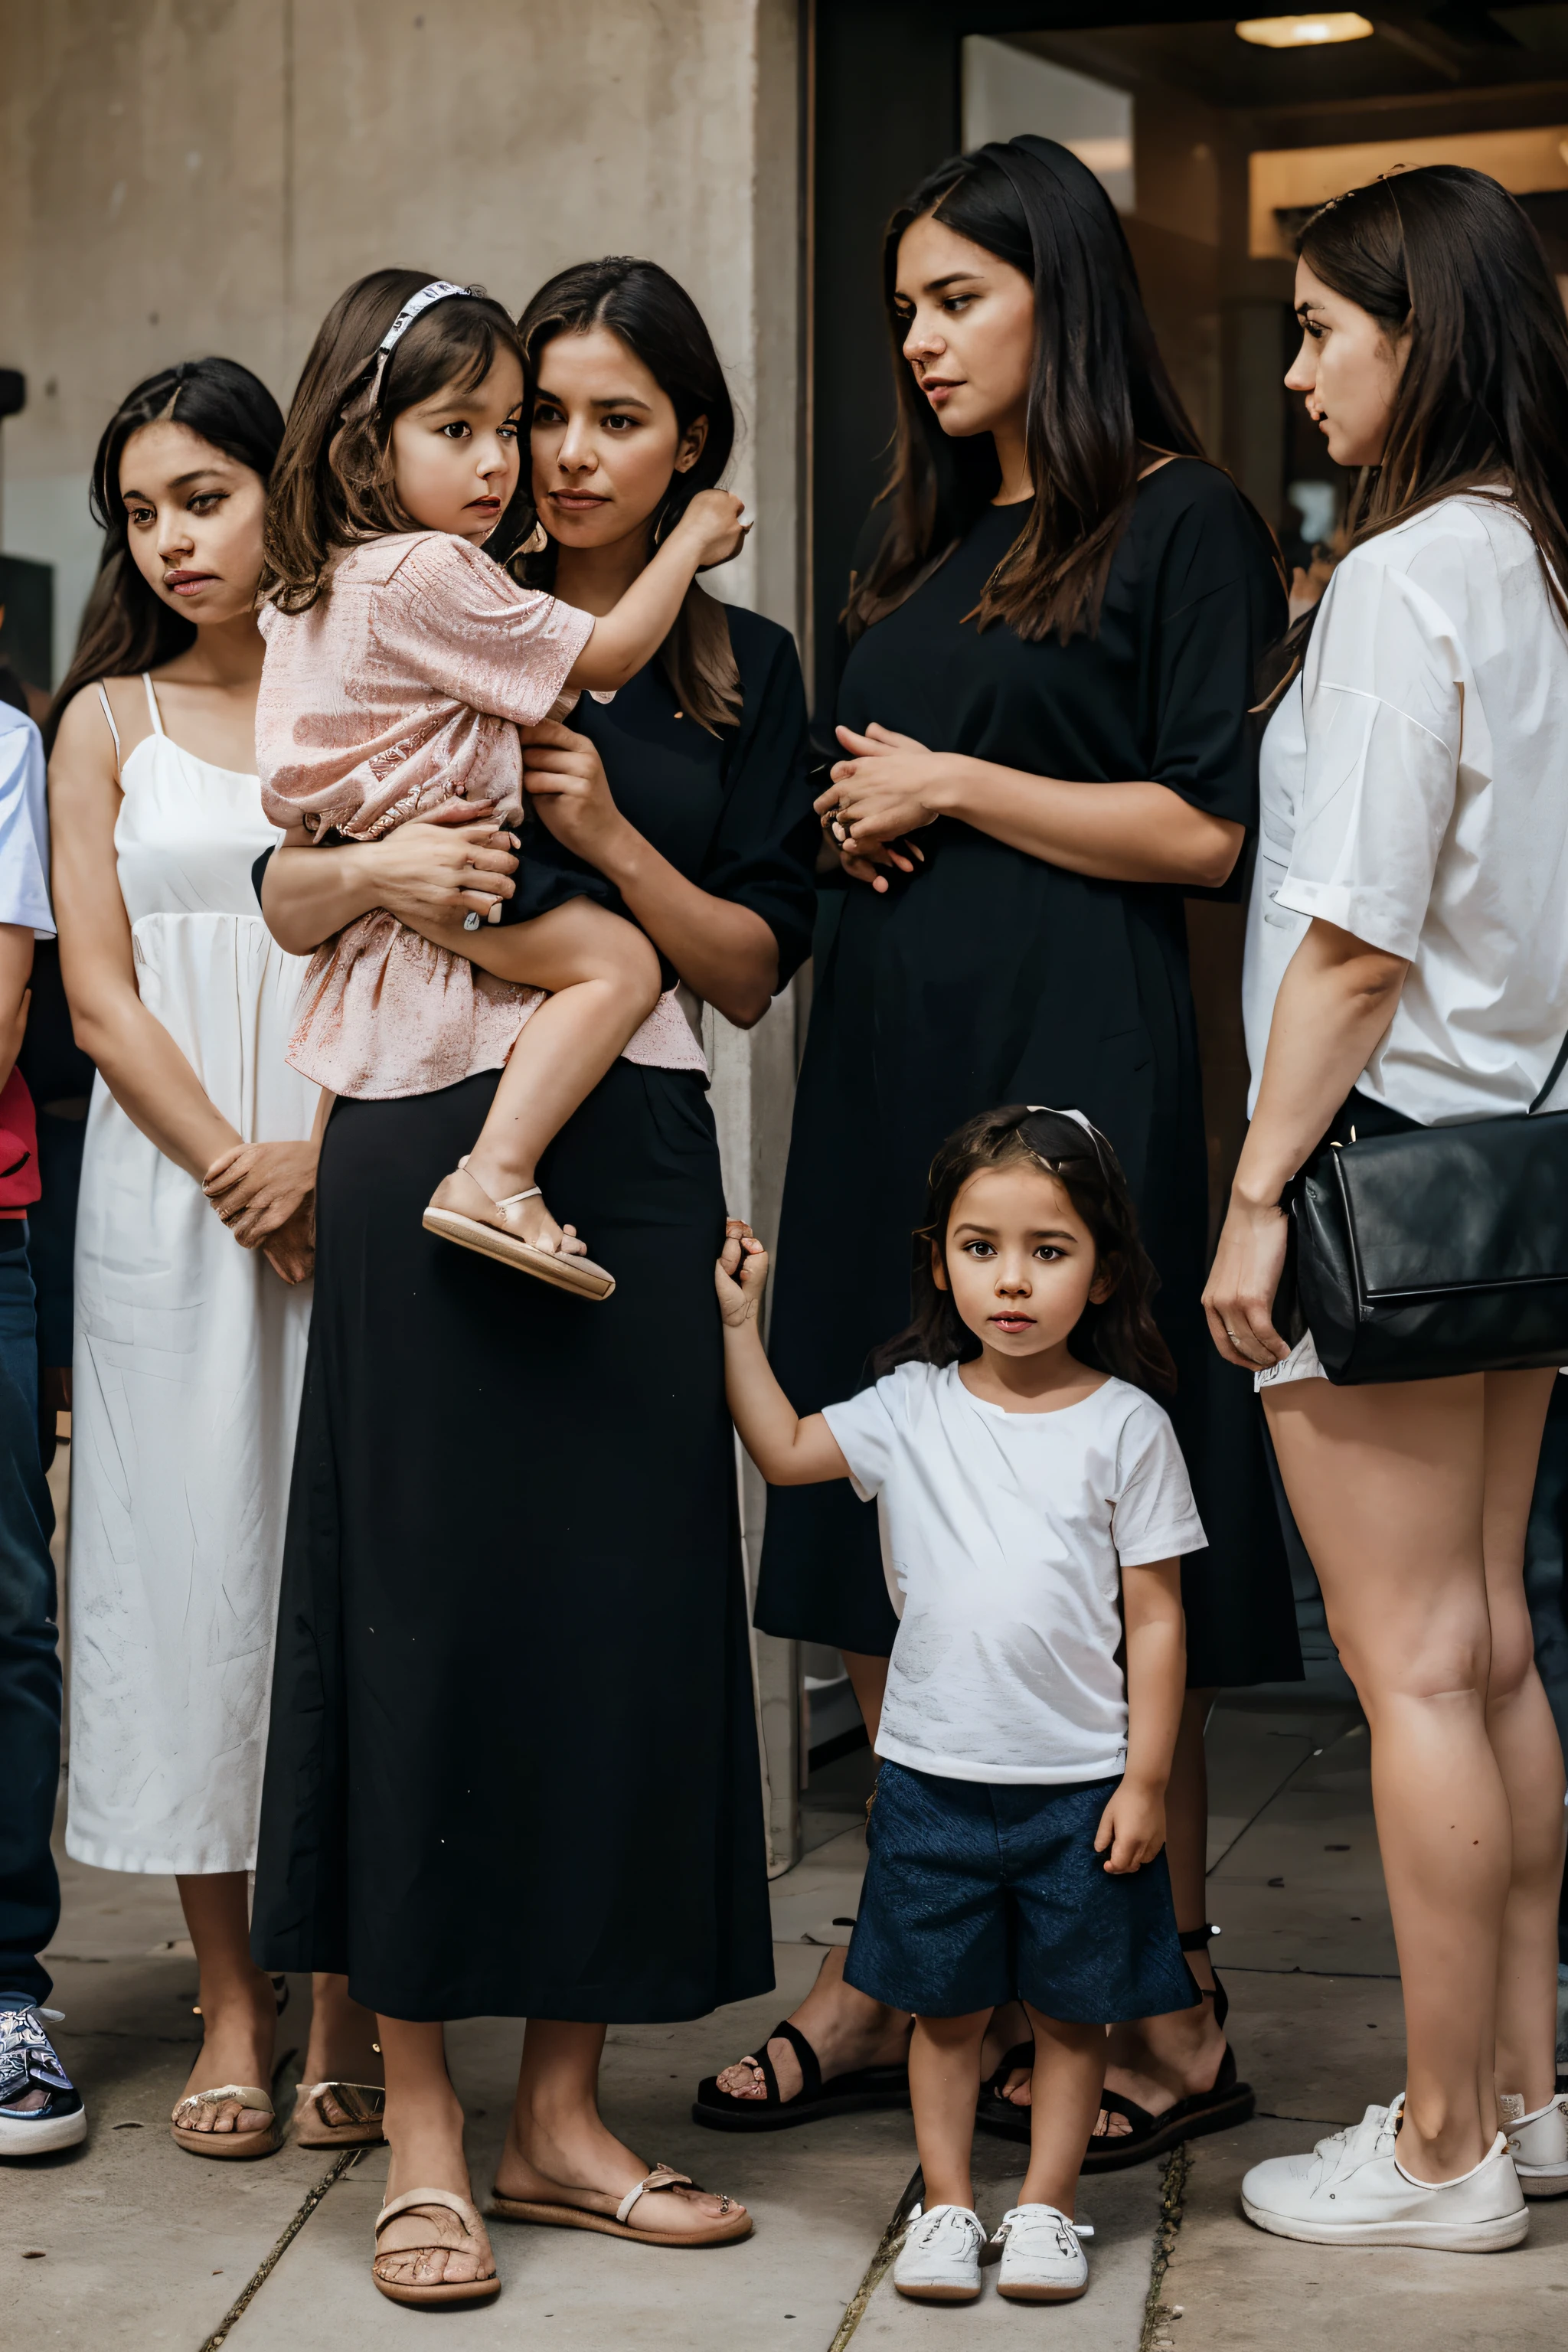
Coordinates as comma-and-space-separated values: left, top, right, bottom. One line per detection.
1094, 1779, 1167, 1874
715, 1216, 768, 1329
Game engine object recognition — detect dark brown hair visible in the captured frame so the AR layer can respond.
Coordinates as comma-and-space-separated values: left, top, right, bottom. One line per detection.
848, 136, 1206, 648
870, 1104, 1175, 1396
1297, 166, 1568, 628
262, 269, 527, 613
514, 256, 742, 733
46, 358, 284, 751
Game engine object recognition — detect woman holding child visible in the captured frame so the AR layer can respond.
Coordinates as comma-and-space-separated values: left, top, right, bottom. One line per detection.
720, 136, 1300, 2164
250, 260, 817, 2305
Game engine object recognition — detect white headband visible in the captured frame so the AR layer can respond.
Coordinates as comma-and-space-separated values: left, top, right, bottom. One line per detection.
355, 281, 475, 411
1024, 1104, 1111, 1173
1027, 1106, 1099, 1143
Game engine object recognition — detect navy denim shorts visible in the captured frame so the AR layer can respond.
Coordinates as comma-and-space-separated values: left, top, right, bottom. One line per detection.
844, 1762, 1197, 2022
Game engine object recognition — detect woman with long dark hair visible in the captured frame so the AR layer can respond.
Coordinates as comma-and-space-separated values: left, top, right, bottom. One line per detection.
1210, 166, 1568, 2246
47, 360, 381, 2158
705, 136, 1298, 2164
250, 258, 818, 2303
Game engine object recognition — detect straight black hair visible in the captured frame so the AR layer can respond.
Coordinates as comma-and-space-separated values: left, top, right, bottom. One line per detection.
871, 1103, 1175, 1396
848, 136, 1207, 647
514, 255, 743, 732
46, 358, 283, 750
1296, 165, 1568, 632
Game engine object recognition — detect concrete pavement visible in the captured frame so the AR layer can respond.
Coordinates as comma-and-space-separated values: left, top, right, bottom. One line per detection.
8, 1674, 1567, 2346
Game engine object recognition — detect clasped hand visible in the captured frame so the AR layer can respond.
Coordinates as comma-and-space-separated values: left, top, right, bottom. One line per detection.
203, 1140, 318, 1285
815, 723, 943, 894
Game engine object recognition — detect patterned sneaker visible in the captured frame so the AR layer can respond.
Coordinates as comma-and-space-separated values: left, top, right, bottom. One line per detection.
0, 2001, 87, 2154
1242, 2095, 1527, 2252
993, 2203, 1092, 2302
1501, 2093, 1568, 2199
893, 2203, 986, 2302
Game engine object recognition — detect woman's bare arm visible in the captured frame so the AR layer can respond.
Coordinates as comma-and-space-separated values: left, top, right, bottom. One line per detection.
50, 688, 241, 1181
259, 811, 524, 955
825, 724, 1242, 890
520, 723, 779, 1025
1203, 916, 1407, 1368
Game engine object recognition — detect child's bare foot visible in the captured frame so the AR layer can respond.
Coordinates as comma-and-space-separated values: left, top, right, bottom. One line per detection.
423, 1161, 614, 1299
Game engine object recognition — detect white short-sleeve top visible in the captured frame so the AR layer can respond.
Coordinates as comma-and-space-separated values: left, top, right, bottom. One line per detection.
1243, 492, 1568, 1125
821, 1361, 1205, 1785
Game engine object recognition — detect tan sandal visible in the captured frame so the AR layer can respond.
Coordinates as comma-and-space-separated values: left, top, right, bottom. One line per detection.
292, 2079, 385, 2148
488, 2161, 752, 2246
423, 1162, 615, 1299
170, 2082, 279, 2159
373, 2187, 501, 2307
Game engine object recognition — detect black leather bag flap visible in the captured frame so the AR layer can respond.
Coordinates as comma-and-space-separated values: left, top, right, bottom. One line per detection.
1335, 1109, 1568, 1300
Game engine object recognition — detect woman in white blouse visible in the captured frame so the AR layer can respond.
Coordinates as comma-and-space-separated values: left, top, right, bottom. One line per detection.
1207, 166, 1568, 2251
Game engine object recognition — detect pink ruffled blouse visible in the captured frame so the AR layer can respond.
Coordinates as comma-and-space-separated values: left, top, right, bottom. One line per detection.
256, 531, 706, 1097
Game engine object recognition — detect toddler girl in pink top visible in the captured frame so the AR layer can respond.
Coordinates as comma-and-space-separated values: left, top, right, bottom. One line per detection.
256, 273, 746, 1296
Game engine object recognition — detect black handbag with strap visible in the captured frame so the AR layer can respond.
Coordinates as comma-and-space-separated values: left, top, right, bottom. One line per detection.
1289, 1031, 1568, 1385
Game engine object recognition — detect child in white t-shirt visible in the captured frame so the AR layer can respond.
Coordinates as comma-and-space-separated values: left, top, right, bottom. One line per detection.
716, 1103, 1204, 2310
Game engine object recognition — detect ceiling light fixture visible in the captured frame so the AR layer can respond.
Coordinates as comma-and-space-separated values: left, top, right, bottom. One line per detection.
1236, 13, 1374, 45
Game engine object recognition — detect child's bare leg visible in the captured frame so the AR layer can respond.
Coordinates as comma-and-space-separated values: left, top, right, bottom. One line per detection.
425, 900, 661, 1256
908, 2010, 991, 2213
1020, 2007, 1106, 2218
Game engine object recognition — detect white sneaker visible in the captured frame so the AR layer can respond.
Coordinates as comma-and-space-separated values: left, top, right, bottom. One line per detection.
1501, 2093, 1568, 2199
992, 2203, 1091, 2302
893, 2203, 985, 2302
1242, 2097, 1527, 2252
0, 2003, 87, 2154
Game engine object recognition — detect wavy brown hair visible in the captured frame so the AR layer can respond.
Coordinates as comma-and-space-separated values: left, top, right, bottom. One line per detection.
870, 1104, 1175, 1396
1297, 166, 1568, 628
262, 269, 527, 613
847, 136, 1207, 648
513, 256, 742, 733
46, 358, 283, 751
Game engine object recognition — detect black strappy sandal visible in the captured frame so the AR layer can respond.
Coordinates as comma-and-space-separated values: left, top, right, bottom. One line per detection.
692, 2017, 910, 2133
975, 1926, 1255, 2167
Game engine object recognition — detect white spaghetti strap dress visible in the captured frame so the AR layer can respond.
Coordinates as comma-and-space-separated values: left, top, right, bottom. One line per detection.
65, 675, 318, 1874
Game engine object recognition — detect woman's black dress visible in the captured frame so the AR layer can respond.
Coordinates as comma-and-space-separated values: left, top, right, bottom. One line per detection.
754, 464, 1302, 1684
252, 606, 818, 2023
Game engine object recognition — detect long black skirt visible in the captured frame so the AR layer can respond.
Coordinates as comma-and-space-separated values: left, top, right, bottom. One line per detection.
250, 1063, 775, 2024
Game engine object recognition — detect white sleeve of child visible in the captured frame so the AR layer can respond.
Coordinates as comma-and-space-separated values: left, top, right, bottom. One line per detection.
820, 1374, 904, 1504
1111, 1399, 1207, 1566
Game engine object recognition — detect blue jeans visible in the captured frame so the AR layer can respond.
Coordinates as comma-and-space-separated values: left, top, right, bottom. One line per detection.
0, 1227, 60, 2005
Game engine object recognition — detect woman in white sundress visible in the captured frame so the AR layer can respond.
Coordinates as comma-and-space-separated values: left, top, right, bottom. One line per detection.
47, 359, 381, 2161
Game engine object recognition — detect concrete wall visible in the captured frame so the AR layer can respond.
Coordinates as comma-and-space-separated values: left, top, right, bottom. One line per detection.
0, 0, 806, 1864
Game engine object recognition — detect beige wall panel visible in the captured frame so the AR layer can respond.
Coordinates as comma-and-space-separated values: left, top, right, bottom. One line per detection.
1, 0, 801, 654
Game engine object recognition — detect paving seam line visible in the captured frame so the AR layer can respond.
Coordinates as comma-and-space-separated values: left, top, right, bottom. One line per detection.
1138, 2141, 1191, 2352
1202, 1708, 1361, 1877
194, 2145, 361, 2351
826, 2162, 923, 2349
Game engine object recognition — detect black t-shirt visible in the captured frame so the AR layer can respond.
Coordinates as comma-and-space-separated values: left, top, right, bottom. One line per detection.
838, 459, 1281, 825
505, 603, 818, 985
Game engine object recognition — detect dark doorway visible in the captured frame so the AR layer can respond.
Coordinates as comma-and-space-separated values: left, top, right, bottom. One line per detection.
809, 1, 1568, 712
